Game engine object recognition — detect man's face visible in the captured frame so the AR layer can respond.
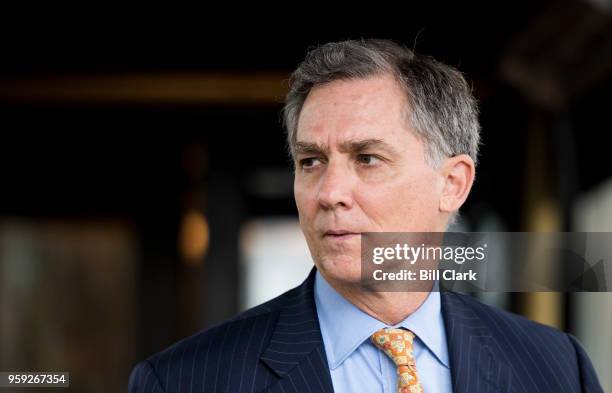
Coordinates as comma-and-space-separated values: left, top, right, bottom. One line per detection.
293, 74, 447, 284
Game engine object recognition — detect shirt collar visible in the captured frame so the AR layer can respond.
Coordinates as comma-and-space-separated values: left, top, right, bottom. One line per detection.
314, 270, 449, 370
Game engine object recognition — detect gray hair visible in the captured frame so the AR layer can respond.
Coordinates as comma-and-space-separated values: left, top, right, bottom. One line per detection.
282, 39, 481, 168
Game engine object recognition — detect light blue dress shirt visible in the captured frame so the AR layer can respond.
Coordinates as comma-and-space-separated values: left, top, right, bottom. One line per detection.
314, 271, 452, 393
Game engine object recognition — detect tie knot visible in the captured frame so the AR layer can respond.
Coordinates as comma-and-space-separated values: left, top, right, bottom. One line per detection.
371, 327, 424, 392
370, 327, 416, 367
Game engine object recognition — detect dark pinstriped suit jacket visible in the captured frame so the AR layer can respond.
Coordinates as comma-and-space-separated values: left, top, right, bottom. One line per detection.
128, 267, 603, 392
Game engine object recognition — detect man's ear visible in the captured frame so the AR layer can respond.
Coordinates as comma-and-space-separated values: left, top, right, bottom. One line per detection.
439, 154, 475, 213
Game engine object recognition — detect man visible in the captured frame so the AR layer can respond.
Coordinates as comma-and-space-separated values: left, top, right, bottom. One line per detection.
129, 39, 603, 392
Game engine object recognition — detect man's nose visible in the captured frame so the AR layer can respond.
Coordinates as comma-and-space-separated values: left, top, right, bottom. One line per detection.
316, 163, 355, 210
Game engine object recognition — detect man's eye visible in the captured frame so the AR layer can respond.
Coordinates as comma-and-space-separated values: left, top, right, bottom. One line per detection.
299, 157, 320, 168
357, 154, 380, 165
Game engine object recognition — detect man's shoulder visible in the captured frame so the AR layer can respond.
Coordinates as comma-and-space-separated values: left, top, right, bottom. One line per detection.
132, 283, 301, 376
444, 291, 581, 361
444, 291, 604, 391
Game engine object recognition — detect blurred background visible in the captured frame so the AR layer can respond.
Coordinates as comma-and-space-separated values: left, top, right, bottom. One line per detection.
1, 1, 611, 391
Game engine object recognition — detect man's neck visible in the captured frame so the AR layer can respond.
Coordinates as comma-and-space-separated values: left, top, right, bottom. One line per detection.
323, 274, 431, 326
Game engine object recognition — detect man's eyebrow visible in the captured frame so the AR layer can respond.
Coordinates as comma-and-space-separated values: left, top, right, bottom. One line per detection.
293, 141, 329, 155
294, 139, 398, 156
338, 138, 398, 155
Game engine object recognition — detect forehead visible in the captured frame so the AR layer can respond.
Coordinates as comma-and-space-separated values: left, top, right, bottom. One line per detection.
296, 74, 409, 143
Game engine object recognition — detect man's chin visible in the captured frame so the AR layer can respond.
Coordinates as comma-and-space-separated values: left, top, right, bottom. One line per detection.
316, 255, 362, 285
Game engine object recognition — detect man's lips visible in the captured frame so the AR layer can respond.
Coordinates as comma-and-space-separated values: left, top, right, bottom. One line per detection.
323, 230, 360, 237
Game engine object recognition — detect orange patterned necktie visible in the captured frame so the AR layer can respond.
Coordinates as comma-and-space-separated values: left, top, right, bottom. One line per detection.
371, 327, 424, 393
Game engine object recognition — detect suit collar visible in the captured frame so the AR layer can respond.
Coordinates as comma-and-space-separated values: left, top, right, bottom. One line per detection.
260, 267, 514, 393
441, 291, 513, 393
260, 266, 335, 393
314, 269, 450, 370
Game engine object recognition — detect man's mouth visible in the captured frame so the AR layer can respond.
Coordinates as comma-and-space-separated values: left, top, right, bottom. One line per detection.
323, 230, 360, 239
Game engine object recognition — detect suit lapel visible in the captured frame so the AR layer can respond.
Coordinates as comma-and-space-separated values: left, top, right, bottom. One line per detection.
441, 291, 513, 393
259, 270, 515, 393
260, 267, 335, 393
